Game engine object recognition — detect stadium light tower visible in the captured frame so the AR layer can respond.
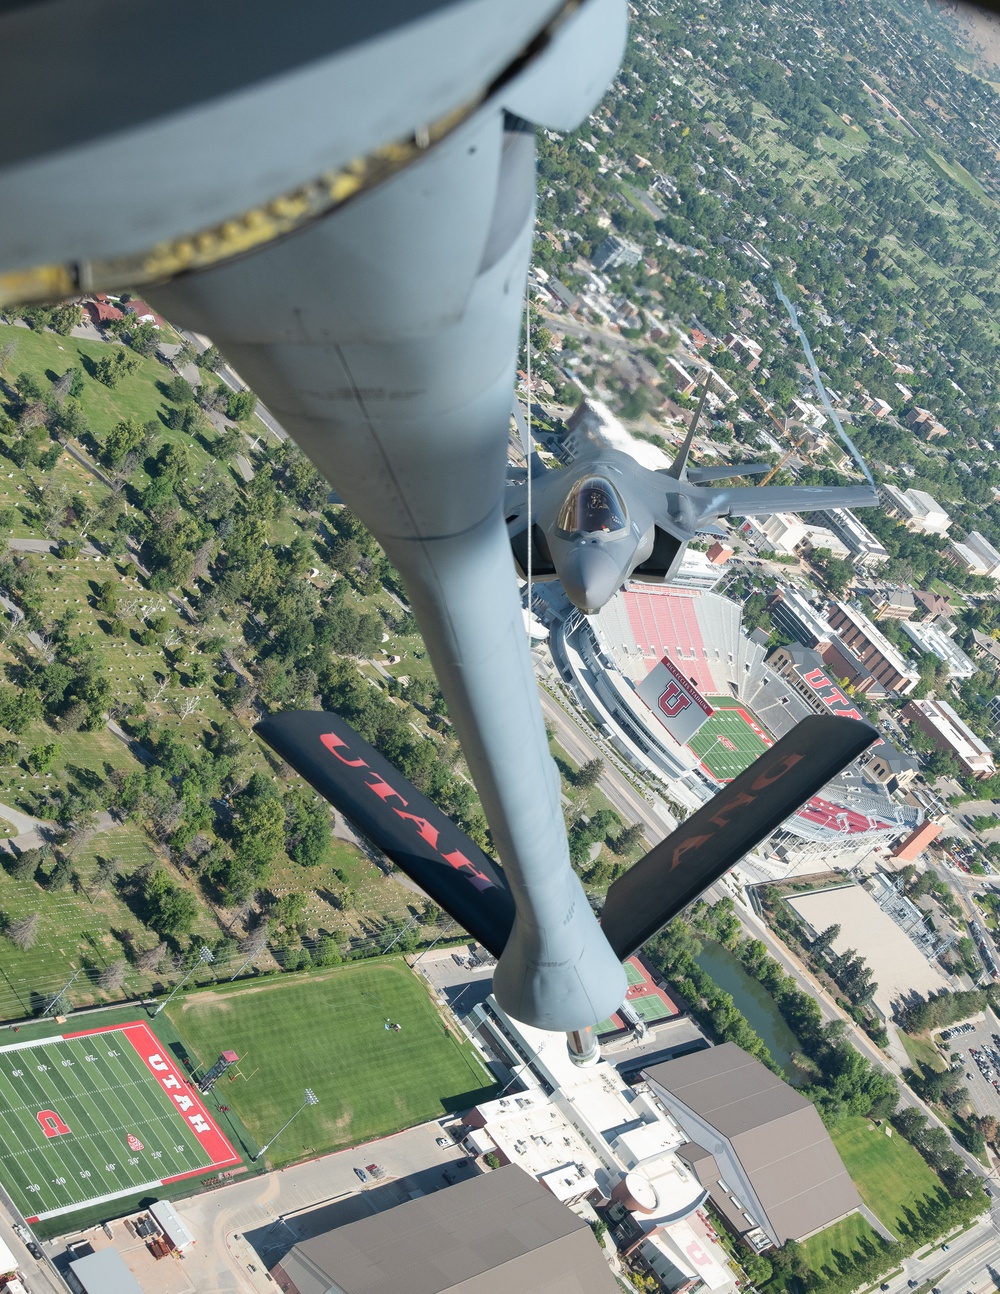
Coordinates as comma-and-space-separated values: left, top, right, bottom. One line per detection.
152, 947, 214, 1017
252, 1088, 319, 1164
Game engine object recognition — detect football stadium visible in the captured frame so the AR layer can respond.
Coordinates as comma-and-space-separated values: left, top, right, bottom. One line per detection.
0, 1021, 238, 1222
561, 584, 921, 860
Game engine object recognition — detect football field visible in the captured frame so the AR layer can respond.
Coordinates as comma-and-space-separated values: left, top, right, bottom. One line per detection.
687, 698, 773, 781
0, 1022, 238, 1221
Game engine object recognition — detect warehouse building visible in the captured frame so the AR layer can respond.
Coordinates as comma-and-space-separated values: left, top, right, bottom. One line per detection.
272, 1165, 618, 1294
643, 1044, 862, 1249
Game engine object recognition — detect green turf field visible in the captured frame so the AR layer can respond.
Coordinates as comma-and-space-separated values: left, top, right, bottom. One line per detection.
169, 960, 499, 1167
797, 1211, 885, 1280
687, 697, 772, 781
0, 1022, 236, 1221
830, 1115, 943, 1234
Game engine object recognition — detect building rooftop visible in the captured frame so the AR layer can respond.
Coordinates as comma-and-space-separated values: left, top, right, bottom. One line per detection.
69, 1248, 145, 1294
277, 1165, 617, 1294
830, 601, 919, 683
899, 620, 975, 679
644, 1043, 862, 1245
905, 697, 993, 768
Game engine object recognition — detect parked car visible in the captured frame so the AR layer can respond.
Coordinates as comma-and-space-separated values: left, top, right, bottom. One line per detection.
353, 1167, 367, 1183
27, 1240, 42, 1259
436, 1137, 450, 1147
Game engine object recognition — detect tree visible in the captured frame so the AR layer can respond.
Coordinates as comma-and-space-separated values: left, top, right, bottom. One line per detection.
214, 428, 243, 458
93, 350, 139, 388
47, 855, 73, 890
127, 321, 159, 356
239, 920, 270, 959
51, 367, 81, 403
284, 788, 332, 868
196, 345, 221, 371
135, 941, 168, 974
90, 854, 122, 896
165, 375, 196, 404
227, 388, 258, 422
11, 848, 42, 881
145, 871, 199, 938
27, 742, 59, 774
574, 758, 604, 790
812, 923, 841, 954
97, 960, 128, 993
743, 1254, 772, 1284
6, 912, 39, 949
49, 303, 81, 335
612, 821, 645, 855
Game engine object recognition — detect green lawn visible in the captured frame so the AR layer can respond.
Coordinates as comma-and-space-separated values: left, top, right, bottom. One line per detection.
830, 1115, 943, 1235
798, 1212, 884, 1281
168, 959, 499, 1166
899, 1030, 945, 1075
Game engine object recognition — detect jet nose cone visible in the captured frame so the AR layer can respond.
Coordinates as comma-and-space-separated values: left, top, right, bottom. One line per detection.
559, 543, 625, 615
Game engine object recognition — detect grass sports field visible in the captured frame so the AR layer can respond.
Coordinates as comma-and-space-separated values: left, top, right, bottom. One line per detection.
0, 1022, 237, 1222
687, 697, 773, 781
168, 960, 498, 1167
830, 1114, 942, 1233
797, 1212, 883, 1280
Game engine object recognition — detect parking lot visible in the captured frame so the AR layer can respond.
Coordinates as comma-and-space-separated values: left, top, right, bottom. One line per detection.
940, 1011, 1000, 1124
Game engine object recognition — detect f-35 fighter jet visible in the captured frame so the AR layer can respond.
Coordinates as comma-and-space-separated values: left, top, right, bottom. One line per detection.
506, 386, 878, 614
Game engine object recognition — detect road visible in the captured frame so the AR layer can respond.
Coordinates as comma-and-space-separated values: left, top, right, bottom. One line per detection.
537, 680, 674, 848
178, 328, 288, 442
880, 1210, 1000, 1294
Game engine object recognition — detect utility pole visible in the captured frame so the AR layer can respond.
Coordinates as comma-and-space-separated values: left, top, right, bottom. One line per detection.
251, 1089, 318, 1163
152, 947, 214, 1017
40, 968, 83, 1019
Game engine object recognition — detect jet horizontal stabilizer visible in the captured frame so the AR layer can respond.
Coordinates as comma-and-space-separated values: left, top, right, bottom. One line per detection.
600, 714, 878, 961
255, 710, 516, 957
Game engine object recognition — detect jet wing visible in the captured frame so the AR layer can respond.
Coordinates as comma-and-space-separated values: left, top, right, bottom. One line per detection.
600, 714, 878, 961
694, 482, 877, 523
255, 710, 516, 957
685, 463, 772, 483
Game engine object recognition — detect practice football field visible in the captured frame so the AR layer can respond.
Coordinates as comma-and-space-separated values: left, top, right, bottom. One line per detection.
0, 1022, 238, 1221
169, 960, 499, 1166
687, 699, 773, 781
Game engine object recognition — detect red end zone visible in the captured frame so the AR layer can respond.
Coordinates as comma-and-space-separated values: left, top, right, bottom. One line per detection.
63, 1021, 239, 1176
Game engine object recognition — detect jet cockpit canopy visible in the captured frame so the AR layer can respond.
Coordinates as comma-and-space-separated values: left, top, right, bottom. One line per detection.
556, 475, 628, 535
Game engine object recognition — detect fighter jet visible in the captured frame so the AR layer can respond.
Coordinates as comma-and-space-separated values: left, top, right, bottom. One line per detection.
506, 384, 878, 614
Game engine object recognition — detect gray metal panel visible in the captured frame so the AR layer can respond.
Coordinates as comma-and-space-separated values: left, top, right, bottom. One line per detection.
0, 0, 569, 267
732, 1109, 862, 1243
148, 71, 628, 1032
69, 1248, 145, 1294
645, 1044, 810, 1139
281, 1165, 616, 1294
645, 1045, 862, 1243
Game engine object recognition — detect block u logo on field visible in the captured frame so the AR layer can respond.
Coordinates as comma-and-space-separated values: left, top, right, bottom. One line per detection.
37, 1109, 70, 1138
